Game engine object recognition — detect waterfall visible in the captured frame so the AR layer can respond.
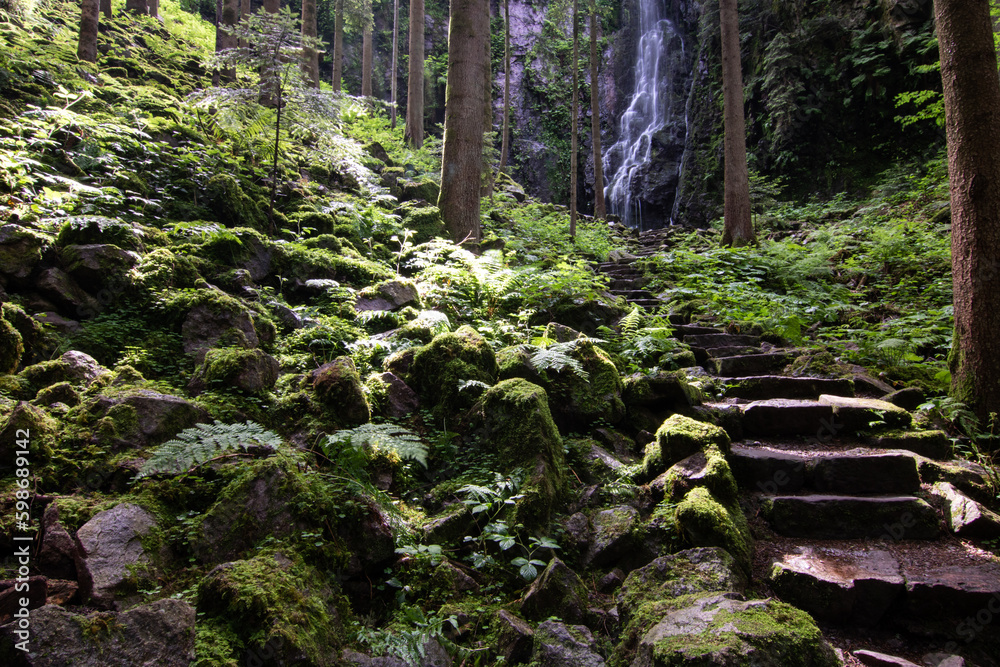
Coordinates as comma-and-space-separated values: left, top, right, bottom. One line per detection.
604, 0, 684, 230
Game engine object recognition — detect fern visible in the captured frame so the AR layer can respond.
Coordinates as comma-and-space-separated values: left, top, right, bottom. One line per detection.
529, 341, 589, 380
323, 423, 428, 468
619, 306, 644, 340
136, 421, 282, 478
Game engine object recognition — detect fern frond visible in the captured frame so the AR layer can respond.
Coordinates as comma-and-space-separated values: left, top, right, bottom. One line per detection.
529, 342, 589, 380
324, 423, 428, 468
619, 306, 644, 341
137, 421, 281, 478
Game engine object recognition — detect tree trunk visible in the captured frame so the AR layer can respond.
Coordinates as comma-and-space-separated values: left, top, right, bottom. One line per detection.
936, 0, 1000, 423
391, 0, 399, 128
481, 0, 493, 198
125, 0, 148, 15
362, 28, 374, 96
406, 0, 425, 147
438, 0, 489, 244
498, 0, 511, 172
216, 0, 238, 84
302, 0, 319, 87
148, 0, 159, 18
589, 0, 605, 220
100, 0, 112, 18
78, 0, 100, 63
720, 0, 754, 247
332, 0, 344, 93
570, 0, 579, 239
263, 0, 278, 12
239, 0, 249, 49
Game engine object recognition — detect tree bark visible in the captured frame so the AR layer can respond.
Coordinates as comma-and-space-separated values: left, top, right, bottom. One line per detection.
100, 0, 112, 18
263, 0, 279, 13
332, 0, 344, 93
302, 0, 319, 87
481, 0, 493, 198
936, 0, 1000, 423
125, 0, 148, 15
720, 0, 755, 247
498, 0, 511, 173
391, 0, 399, 128
438, 0, 489, 244
148, 0, 159, 18
589, 0, 605, 220
406, 0, 425, 147
216, 0, 238, 84
570, 0, 579, 239
362, 28, 374, 96
78, 0, 100, 63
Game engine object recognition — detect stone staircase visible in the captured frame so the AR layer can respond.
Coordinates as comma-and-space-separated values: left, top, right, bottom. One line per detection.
596, 229, 1000, 664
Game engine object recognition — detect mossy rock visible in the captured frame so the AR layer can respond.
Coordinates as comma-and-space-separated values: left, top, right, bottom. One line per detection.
190, 347, 280, 396
288, 211, 337, 236
396, 201, 446, 243
638, 415, 731, 483
400, 178, 440, 204
132, 248, 203, 292
548, 339, 626, 429
520, 556, 590, 624
408, 326, 499, 417
0, 401, 57, 472
674, 487, 753, 574
34, 381, 81, 407
309, 356, 370, 425
655, 449, 739, 506
473, 378, 567, 530
196, 550, 350, 666
205, 173, 265, 229
0, 316, 23, 375
55, 216, 143, 251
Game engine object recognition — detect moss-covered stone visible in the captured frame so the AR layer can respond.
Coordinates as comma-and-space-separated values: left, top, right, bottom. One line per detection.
205, 174, 265, 229
656, 449, 739, 505
309, 356, 370, 425
408, 326, 499, 417
34, 381, 81, 407
197, 551, 350, 667
400, 178, 441, 204
190, 347, 280, 396
638, 415, 731, 482
473, 378, 567, 530
0, 316, 23, 374
674, 487, 753, 573
56, 216, 143, 251
520, 556, 590, 624
396, 201, 447, 243
132, 248, 203, 292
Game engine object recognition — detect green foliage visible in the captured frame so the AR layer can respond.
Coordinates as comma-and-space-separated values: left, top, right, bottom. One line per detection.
354, 606, 459, 667
322, 422, 428, 469
137, 421, 282, 478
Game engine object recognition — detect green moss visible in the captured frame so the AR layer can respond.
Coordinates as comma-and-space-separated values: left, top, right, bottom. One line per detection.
662, 449, 739, 505
0, 316, 23, 375
197, 550, 350, 667
396, 201, 446, 243
133, 248, 203, 292
674, 487, 753, 573
409, 326, 499, 417
193, 618, 241, 667
205, 174, 265, 229
56, 216, 142, 250
640, 415, 731, 482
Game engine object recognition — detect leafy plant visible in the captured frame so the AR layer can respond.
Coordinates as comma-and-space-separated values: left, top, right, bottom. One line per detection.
136, 421, 282, 478
321, 423, 428, 469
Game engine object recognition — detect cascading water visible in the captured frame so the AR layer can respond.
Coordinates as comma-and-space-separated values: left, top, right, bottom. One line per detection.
604, 0, 686, 230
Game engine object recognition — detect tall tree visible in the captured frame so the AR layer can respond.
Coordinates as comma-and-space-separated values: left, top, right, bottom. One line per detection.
438, 0, 489, 243
569, 0, 579, 239
719, 0, 754, 246
332, 0, 345, 92
936, 0, 1000, 422
589, 0, 605, 219
390, 0, 399, 127
405, 0, 425, 147
77, 0, 100, 63
497, 0, 511, 173
215, 0, 238, 85
100, 0, 112, 18
125, 0, 148, 15
264, 0, 279, 12
302, 0, 320, 87
362, 27, 374, 96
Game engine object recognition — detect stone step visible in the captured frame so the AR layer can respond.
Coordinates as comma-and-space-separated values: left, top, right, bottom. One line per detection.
740, 395, 911, 437
609, 289, 655, 300
863, 431, 952, 460
710, 353, 792, 377
627, 299, 662, 309
761, 494, 941, 539
767, 539, 1000, 632
722, 375, 855, 400
730, 445, 922, 495
703, 346, 762, 359
671, 324, 723, 337
683, 333, 761, 348
609, 278, 647, 290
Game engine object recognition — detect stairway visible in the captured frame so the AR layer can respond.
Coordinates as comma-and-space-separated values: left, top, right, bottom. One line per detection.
595, 229, 1000, 663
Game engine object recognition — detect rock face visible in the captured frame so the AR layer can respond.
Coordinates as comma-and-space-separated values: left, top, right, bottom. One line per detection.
310, 356, 371, 425
189, 347, 280, 395
74, 503, 160, 609
0, 599, 196, 666
181, 300, 260, 362
530, 620, 606, 667
354, 279, 420, 312
521, 557, 591, 625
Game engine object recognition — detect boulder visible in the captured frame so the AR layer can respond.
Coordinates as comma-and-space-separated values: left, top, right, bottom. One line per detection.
541, 339, 626, 429
400, 178, 440, 204
631, 594, 840, 667
38, 504, 78, 581
0, 599, 195, 667
0, 224, 49, 280
354, 279, 420, 312
653, 450, 739, 505
853, 650, 922, 667
60, 244, 139, 290
310, 356, 371, 425
395, 202, 446, 243
0, 317, 23, 374
521, 557, 591, 625
637, 414, 730, 483
530, 620, 606, 667
189, 347, 280, 395
0, 402, 57, 473
113, 389, 208, 446
621, 370, 702, 409
375, 372, 419, 418
583, 505, 639, 567
473, 378, 567, 529
495, 610, 534, 664
35, 267, 101, 318
408, 326, 498, 416
181, 299, 260, 363
674, 487, 754, 573
74, 503, 161, 609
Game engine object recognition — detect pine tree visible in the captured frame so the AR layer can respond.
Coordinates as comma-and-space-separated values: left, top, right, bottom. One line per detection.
498, 0, 511, 173
77, 0, 100, 63
390, 0, 399, 127
332, 0, 345, 92
405, 0, 425, 147
569, 0, 580, 239
301, 0, 320, 87
720, 0, 755, 247
589, 0, 605, 220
